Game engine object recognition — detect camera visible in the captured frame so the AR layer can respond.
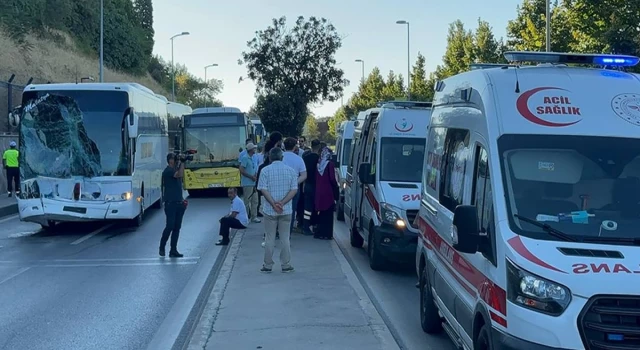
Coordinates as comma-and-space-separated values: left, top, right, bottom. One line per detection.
175, 149, 197, 162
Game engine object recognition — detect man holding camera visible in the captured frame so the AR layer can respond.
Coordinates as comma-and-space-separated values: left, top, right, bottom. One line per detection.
159, 153, 186, 258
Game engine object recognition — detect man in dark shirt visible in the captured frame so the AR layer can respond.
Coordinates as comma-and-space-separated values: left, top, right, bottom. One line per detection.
160, 153, 186, 258
301, 139, 321, 235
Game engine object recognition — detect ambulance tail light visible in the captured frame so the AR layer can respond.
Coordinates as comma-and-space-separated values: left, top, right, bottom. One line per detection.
506, 260, 571, 316
504, 51, 640, 67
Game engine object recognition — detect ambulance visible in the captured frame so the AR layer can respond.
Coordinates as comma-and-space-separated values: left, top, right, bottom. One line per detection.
345, 101, 432, 270
333, 119, 356, 221
415, 51, 640, 350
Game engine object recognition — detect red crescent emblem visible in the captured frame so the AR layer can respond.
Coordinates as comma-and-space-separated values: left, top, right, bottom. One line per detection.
516, 87, 581, 127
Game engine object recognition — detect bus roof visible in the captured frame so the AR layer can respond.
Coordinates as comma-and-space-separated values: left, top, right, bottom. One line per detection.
192, 107, 242, 114
23, 82, 159, 97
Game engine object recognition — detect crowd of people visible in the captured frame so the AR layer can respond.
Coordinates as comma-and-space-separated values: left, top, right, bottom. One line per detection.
223, 131, 340, 273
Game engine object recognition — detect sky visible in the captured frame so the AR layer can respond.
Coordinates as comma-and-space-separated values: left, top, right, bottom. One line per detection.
152, 0, 521, 117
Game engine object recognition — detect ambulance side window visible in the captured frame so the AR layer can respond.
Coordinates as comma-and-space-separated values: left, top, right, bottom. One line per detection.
423, 126, 446, 199
471, 145, 497, 265
347, 137, 357, 174
370, 140, 377, 177
439, 128, 470, 212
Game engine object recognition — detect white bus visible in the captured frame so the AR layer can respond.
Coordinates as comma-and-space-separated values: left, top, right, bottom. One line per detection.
11, 83, 168, 229
166, 100, 192, 151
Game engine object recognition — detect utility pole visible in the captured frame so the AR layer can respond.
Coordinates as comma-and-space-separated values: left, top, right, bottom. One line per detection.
396, 20, 410, 100
546, 0, 551, 52
99, 0, 104, 82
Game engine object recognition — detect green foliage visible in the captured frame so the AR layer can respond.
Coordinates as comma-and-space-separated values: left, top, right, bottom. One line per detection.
327, 106, 348, 139
409, 53, 432, 101
240, 16, 347, 135
507, 0, 572, 52
303, 115, 320, 140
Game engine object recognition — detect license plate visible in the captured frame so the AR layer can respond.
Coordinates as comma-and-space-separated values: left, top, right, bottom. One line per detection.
208, 184, 223, 188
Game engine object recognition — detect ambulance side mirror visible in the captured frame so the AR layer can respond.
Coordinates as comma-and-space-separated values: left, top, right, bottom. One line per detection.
358, 163, 374, 184
451, 205, 480, 254
331, 154, 339, 167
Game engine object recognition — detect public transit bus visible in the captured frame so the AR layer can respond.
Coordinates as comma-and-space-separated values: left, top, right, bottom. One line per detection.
11, 83, 168, 229
180, 107, 254, 192
166, 100, 192, 151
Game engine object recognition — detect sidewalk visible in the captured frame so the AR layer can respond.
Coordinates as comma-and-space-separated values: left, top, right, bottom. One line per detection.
187, 223, 399, 350
0, 195, 17, 218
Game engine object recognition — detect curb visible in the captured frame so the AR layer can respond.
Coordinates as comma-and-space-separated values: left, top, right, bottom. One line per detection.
185, 229, 245, 350
0, 203, 18, 219
330, 241, 402, 350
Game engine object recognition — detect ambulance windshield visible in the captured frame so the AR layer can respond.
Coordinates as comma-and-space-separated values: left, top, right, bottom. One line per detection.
379, 137, 425, 183
499, 134, 640, 242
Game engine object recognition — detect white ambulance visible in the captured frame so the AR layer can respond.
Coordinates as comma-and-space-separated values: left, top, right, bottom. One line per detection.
345, 101, 432, 270
333, 120, 356, 221
416, 51, 640, 350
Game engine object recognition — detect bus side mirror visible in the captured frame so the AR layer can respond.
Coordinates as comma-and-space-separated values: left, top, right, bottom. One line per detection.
174, 135, 180, 151
8, 111, 19, 127
358, 163, 373, 184
452, 205, 480, 254
127, 108, 139, 139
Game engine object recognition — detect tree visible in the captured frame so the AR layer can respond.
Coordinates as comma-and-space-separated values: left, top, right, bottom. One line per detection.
408, 53, 433, 101
240, 16, 347, 135
133, 0, 154, 59
564, 0, 640, 58
474, 19, 506, 64
303, 115, 320, 140
506, 0, 573, 52
327, 106, 348, 139
381, 71, 406, 101
348, 67, 386, 114
435, 20, 476, 79
254, 93, 300, 136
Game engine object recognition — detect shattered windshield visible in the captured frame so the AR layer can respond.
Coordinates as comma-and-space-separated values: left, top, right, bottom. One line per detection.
20, 90, 128, 179
184, 126, 246, 168
500, 134, 640, 242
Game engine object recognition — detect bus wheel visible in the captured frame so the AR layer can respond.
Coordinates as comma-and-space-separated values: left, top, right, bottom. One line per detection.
368, 225, 386, 271
131, 198, 144, 227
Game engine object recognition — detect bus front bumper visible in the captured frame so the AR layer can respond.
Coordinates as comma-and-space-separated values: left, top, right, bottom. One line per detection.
18, 198, 139, 224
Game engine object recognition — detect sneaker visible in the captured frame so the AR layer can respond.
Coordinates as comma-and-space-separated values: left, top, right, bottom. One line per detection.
252, 218, 261, 223
7, 192, 11, 197
261, 241, 265, 248
260, 266, 272, 273
282, 266, 294, 273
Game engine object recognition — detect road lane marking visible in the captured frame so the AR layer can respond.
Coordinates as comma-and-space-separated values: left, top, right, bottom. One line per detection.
70, 224, 114, 245
0, 257, 200, 264
0, 267, 31, 286
0, 214, 19, 224
41, 261, 198, 267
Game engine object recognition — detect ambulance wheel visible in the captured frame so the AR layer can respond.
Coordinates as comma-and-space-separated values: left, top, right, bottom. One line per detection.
368, 225, 385, 271
41, 220, 57, 231
336, 202, 345, 221
474, 324, 492, 350
420, 264, 442, 334
350, 223, 364, 248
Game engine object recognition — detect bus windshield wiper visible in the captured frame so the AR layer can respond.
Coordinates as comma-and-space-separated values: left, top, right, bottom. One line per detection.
513, 214, 578, 242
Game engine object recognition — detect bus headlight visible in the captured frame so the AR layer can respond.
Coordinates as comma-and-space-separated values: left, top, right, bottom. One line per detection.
105, 192, 133, 201
507, 260, 571, 316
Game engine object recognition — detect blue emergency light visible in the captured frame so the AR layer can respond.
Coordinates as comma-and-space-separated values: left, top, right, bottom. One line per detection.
504, 51, 640, 67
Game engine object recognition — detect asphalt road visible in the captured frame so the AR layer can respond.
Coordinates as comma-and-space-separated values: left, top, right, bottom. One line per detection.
332, 218, 457, 350
0, 195, 230, 350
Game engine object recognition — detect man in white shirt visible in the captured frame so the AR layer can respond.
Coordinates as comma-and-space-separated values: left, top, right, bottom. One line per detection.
281, 137, 307, 233
257, 147, 298, 273
216, 187, 249, 246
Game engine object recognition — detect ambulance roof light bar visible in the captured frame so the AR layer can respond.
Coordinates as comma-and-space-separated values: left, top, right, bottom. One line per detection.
504, 51, 640, 67
376, 100, 432, 109
470, 63, 517, 70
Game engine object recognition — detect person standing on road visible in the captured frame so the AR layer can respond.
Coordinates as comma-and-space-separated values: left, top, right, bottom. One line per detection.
301, 139, 321, 235
159, 153, 186, 258
257, 147, 298, 273
314, 147, 339, 240
239, 143, 260, 223
216, 187, 249, 246
282, 137, 307, 233
3, 141, 19, 197
255, 144, 265, 217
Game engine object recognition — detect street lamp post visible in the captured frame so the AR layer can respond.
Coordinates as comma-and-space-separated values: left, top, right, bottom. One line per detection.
355, 59, 365, 84
204, 63, 218, 108
545, 0, 551, 52
396, 20, 410, 100
170, 31, 190, 102
99, 0, 104, 82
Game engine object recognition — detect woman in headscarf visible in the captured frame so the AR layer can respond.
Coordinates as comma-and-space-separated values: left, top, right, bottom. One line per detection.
314, 146, 339, 240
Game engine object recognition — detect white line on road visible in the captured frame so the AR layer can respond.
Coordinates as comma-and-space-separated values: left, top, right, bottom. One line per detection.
41, 261, 198, 267
0, 267, 31, 286
0, 257, 200, 264
70, 224, 114, 245
0, 214, 18, 224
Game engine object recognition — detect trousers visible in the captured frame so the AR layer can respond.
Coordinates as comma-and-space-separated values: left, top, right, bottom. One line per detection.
263, 214, 292, 269
160, 201, 186, 251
